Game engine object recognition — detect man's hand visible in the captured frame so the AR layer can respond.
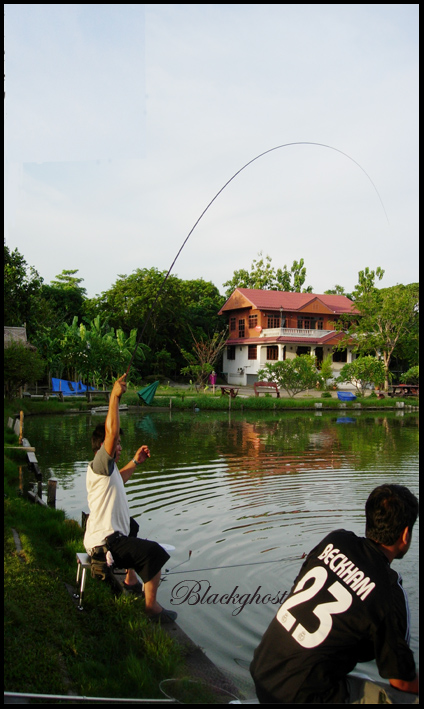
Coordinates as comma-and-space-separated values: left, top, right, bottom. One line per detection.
120, 445, 151, 483
112, 373, 127, 399
134, 445, 150, 464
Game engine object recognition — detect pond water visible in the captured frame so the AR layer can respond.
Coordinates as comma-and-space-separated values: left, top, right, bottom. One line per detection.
23, 409, 419, 695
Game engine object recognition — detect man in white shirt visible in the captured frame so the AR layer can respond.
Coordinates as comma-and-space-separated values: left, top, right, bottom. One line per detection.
84, 373, 177, 624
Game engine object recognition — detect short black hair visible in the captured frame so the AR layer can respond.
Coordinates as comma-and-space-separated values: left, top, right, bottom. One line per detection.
91, 423, 123, 453
365, 484, 419, 545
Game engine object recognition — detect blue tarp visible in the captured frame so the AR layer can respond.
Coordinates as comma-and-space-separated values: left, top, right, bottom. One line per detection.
337, 391, 357, 401
51, 378, 95, 394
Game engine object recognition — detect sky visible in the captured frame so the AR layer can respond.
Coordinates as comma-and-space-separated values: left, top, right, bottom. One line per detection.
4, 4, 419, 300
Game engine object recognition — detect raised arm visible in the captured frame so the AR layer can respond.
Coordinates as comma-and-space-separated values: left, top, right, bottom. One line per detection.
104, 374, 127, 458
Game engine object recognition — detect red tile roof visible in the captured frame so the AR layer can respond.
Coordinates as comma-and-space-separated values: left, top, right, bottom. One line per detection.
219, 288, 359, 315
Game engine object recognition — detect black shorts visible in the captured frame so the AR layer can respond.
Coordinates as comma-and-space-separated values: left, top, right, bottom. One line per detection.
106, 534, 170, 584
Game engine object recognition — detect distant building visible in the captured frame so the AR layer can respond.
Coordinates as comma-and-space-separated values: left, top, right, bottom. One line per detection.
4, 326, 37, 350
218, 288, 359, 386
4, 326, 28, 346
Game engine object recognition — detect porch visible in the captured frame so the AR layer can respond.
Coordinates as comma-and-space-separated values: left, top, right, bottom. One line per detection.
261, 327, 334, 338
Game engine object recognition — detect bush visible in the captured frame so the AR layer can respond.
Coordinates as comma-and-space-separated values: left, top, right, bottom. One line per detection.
4, 342, 46, 399
400, 366, 419, 385
336, 356, 386, 396
257, 356, 322, 398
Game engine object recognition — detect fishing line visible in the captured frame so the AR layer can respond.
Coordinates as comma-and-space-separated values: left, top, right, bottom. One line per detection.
126, 141, 389, 374
162, 552, 306, 577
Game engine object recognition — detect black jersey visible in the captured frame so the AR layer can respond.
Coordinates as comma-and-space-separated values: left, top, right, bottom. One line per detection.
250, 529, 416, 703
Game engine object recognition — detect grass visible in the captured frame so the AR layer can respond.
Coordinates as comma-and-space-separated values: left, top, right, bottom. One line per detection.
4, 424, 189, 702
6, 382, 418, 418
157, 392, 419, 411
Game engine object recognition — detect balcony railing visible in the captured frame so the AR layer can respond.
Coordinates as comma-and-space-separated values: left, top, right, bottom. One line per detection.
261, 327, 334, 338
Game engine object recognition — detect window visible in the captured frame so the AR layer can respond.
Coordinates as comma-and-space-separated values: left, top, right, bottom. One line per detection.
267, 346, 278, 361
332, 349, 347, 363
230, 317, 236, 332
267, 316, 280, 328
227, 346, 236, 360
316, 318, 324, 330
248, 345, 257, 360
297, 318, 310, 329
249, 314, 258, 329
238, 319, 245, 338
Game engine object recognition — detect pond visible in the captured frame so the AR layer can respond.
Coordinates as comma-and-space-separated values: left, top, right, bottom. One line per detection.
23, 409, 419, 696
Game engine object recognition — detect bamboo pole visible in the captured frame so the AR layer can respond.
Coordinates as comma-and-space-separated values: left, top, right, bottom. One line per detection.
19, 410, 24, 445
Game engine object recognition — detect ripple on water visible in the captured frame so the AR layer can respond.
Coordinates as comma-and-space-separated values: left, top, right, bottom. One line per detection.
22, 411, 419, 689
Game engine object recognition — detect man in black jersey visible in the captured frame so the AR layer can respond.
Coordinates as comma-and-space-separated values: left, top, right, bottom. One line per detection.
250, 484, 419, 703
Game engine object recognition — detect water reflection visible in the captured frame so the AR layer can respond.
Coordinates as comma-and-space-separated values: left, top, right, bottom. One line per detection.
23, 410, 419, 693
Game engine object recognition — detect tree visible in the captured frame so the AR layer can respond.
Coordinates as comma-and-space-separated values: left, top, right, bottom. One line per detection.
4, 341, 46, 399
324, 284, 354, 300
276, 258, 313, 293
90, 268, 226, 379
55, 315, 143, 387
319, 354, 334, 390
50, 269, 87, 295
33, 325, 67, 386
400, 366, 419, 385
4, 244, 43, 332
180, 279, 226, 338
351, 266, 385, 300
179, 328, 228, 388
257, 355, 321, 398
39, 278, 86, 328
223, 253, 313, 298
337, 356, 386, 396
336, 268, 419, 391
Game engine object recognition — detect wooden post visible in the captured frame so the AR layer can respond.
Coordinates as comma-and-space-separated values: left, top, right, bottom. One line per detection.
47, 478, 57, 507
19, 411, 24, 445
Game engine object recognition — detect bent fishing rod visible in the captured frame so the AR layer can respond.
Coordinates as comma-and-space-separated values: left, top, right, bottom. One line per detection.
126, 141, 389, 375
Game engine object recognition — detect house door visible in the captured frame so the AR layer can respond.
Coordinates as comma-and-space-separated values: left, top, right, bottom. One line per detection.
315, 347, 324, 369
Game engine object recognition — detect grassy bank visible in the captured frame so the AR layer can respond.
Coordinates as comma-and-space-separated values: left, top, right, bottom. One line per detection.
6, 382, 419, 418
160, 394, 419, 411
4, 422, 186, 702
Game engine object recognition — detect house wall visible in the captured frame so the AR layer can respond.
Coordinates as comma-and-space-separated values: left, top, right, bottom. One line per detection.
223, 342, 354, 386
227, 309, 339, 341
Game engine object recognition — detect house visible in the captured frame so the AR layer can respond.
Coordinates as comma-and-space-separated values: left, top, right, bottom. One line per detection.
4, 326, 29, 347
218, 288, 360, 386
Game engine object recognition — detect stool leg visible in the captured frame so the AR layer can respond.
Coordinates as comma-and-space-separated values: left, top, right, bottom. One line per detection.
73, 562, 81, 602
78, 566, 87, 610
